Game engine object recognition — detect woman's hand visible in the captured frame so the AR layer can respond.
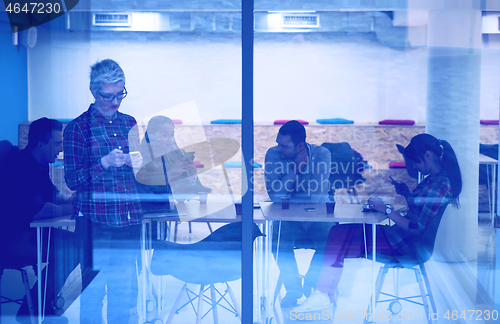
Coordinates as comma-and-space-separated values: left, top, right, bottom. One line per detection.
367, 196, 387, 213
390, 177, 410, 198
368, 196, 411, 230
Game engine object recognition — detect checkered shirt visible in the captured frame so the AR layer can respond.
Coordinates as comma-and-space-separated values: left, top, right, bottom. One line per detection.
63, 105, 142, 227
384, 173, 452, 255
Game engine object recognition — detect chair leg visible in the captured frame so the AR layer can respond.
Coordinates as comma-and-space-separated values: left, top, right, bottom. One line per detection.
226, 283, 241, 320
420, 264, 436, 314
374, 265, 389, 307
196, 285, 204, 324
20, 269, 36, 324
189, 222, 192, 234
273, 273, 283, 306
210, 285, 219, 324
166, 283, 187, 324
393, 268, 399, 299
206, 222, 213, 233
174, 222, 179, 242
364, 265, 389, 323
415, 267, 432, 324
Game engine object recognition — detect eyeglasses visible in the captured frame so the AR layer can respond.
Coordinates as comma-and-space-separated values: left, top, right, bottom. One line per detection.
99, 87, 128, 102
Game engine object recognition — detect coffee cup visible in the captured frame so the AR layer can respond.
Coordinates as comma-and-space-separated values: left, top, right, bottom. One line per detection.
198, 192, 208, 204
326, 201, 336, 214
281, 197, 290, 210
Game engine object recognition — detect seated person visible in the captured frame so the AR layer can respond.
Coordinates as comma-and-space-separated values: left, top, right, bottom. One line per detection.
264, 120, 335, 307
294, 133, 462, 312
0, 118, 78, 323
135, 116, 211, 211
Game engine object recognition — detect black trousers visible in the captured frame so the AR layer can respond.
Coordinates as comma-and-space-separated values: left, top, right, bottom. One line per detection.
272, 221, 336, 297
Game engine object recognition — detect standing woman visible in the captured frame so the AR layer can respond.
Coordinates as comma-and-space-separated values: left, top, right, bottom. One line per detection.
293, 133, 462, 311
64, 59, 143, 323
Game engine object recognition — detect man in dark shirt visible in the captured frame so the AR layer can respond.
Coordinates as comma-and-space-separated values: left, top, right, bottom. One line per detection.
0, 118, 76, 323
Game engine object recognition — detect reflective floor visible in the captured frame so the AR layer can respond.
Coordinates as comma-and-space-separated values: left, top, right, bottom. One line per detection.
1, 213, 498, 324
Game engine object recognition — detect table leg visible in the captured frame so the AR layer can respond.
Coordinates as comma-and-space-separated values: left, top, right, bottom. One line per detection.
42, 228, 51, 322
487, 165, 493, 221
35, 227, 51, 324
140, 223, 147, 322
371, 223, 376, 318
492, 164, 497, 226
36, 228, 42, 324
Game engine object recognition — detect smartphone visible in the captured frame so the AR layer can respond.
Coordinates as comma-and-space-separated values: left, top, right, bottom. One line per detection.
129, 151, 140, 158
304, 207, 317, 212
389, 176, 398, 185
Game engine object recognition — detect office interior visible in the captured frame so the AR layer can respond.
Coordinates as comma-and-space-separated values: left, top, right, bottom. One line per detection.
1, 0, 500, 323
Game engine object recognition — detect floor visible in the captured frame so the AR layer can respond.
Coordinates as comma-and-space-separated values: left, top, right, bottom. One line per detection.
1, 213, 498, 324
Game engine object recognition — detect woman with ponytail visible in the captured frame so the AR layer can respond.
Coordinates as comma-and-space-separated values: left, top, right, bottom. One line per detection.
293, 133, 462, 312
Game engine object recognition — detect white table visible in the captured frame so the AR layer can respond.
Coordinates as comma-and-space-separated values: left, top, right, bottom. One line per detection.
259, 202, 395, 323
141, 201, 398, 324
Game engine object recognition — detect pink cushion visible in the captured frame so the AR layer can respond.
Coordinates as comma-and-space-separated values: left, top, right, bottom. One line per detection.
172, 119, 182, 124
389, 162, 406, 168
379, 119, 415, 125
194, 161, 204, 168
480, 120, 499, 125
273, 120, 309, 125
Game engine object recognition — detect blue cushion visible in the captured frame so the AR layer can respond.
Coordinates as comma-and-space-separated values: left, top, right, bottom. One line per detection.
316, 118, 354, 124
210, 119, 242, 124
224, 161, 262, 168
56, 119, 73, 124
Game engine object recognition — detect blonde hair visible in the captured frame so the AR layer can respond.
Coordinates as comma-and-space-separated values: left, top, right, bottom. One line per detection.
89, 59, 125, 92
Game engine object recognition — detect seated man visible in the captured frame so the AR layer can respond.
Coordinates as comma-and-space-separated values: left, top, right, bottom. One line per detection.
0, 118, 77, 323
264, 120, 335, 307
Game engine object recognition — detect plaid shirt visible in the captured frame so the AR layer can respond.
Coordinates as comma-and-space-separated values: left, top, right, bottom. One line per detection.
384, 173, 452, 255
63, 105, 142, 227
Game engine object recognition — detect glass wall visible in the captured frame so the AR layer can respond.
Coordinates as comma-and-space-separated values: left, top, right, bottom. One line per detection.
1, 0, 500, 323
2, 0, 248, 323
253, 1, 499, 324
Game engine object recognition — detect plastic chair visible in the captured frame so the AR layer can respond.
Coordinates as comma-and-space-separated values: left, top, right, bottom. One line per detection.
150, 222, 264, 324
0, 253, 36, 324
321, 142, 366, 203
364, 204, 449, 324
